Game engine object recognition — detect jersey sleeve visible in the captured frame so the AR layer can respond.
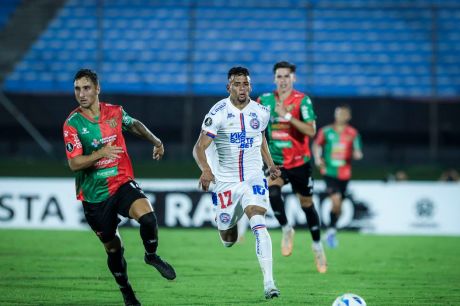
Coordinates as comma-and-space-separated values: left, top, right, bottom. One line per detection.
300, 96, 316, 122
315, 127, 325, 146
353, 133, 363, 151
201, 110, 222, 139
63, 123, 83, 159
121, 107, 134, 131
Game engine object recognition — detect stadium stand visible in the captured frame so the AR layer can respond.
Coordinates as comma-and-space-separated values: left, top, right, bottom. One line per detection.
0, 0, 20, 30
2, 0, 460, 97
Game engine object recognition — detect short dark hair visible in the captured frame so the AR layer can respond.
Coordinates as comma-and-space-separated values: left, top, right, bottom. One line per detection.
74, 68, 99, 86
337, 104, 351, 111
273, 61, 296, 74
227, 66, 250, 80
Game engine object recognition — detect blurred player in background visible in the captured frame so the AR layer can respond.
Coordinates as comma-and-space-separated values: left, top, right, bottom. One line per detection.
63, 69, 176, 306
258, 61, 327, 273
313, 105, 363, 248
193, 67, 281, 299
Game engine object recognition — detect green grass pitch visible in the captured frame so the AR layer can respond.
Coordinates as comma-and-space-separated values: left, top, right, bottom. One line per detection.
1, 228, 459, 305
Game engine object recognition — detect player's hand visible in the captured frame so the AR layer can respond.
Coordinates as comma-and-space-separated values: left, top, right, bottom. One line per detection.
199, 168, 215, 191
267, 165, 281, 180
153, 143, 164, 160
353, 150, 363, 160
98, 142, 123, 159
274, 102, 288, 117
315, 157, 325, 169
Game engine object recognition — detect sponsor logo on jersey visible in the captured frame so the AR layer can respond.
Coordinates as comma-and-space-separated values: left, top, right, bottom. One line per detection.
72, 134, 82, 148
219, 213, 231, 224
91, 139, 100, 148
301, 105, 310, 119
250, 118, 260, 129
66, 142, 74, 152
227, 113, 235, 119
204, 117, 212, 126
249, 112, 258, 118
230, 132, 254, 148
210, 102, 226, 115
81, 127, 89, 135
101, 135, 117, 144
106, 118, 117, 128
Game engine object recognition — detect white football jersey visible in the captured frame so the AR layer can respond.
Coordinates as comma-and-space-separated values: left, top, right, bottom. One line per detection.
201, 97, 270, 183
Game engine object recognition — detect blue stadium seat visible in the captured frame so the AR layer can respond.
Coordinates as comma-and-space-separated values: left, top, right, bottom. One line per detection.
3, 1, 460, 97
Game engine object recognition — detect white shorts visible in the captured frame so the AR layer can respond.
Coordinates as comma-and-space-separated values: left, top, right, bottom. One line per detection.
210, 175, 270, 231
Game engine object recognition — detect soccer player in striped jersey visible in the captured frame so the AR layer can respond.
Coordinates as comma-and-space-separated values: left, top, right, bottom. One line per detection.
193, 67, 281, 299
63, 69, 175, 306
313, 105, 363, 248
258, 61, 327, 273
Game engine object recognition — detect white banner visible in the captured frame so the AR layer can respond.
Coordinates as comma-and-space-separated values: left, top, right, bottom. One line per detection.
0, 178, 459, 235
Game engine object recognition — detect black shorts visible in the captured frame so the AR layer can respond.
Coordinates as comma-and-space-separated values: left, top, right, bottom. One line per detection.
82, 180, 147, 243
324, 175, 349, 198
279, 162, 314, 197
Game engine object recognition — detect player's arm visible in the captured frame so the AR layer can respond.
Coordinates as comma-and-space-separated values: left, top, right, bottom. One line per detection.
261, 132, 281, 179
274, 102, 316, 137
352, 133, 363, 160
312, 128, 325, 168
126, 118, 164, 160
68, 144, 124, 172
64, 122, 124, 171
291, 118, 316, 137
193, 131, 215, 191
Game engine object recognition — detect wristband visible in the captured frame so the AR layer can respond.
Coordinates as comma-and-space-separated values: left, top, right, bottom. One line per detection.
284, 113, 292, 121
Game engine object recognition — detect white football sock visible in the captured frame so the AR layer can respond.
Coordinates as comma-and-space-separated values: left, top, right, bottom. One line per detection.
281, 224, 293, 233
249, 214, 273, 285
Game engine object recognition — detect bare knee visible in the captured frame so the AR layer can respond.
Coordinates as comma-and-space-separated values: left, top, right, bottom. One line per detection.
298, 195, 313, 208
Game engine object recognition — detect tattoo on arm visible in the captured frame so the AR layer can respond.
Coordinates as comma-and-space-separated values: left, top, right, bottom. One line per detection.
128, 119, 162, 147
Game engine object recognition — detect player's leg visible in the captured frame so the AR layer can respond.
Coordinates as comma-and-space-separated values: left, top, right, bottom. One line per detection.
325, 176, 347, 248
104, 233, 141, 306
82, 200, 140, 306
237, 214, 249, 242
290, 164, 327, 273
218, 226, 238, 247
128, 197, 176, 280
326, 192, 342, 248
268, 173, 294, 256
245, 205, 279, 299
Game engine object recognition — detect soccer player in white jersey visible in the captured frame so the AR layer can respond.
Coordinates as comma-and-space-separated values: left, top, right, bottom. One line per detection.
193, 67, 281, 299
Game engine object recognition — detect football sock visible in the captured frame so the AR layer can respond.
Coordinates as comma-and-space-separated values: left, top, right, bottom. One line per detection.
269, 185, 288, 227
139, 212, 158, 254
107, 247, 129, 288
330, 211, 339, 229
302, 205, 321, 242
249, 215, 273, 284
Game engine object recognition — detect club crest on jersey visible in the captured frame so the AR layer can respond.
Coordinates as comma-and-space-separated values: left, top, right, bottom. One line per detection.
66, 142, 74, 152
219, 213, 231, 224
106, 118, 117, 128
204, 117, 212, 126
250, 118, 260, 129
